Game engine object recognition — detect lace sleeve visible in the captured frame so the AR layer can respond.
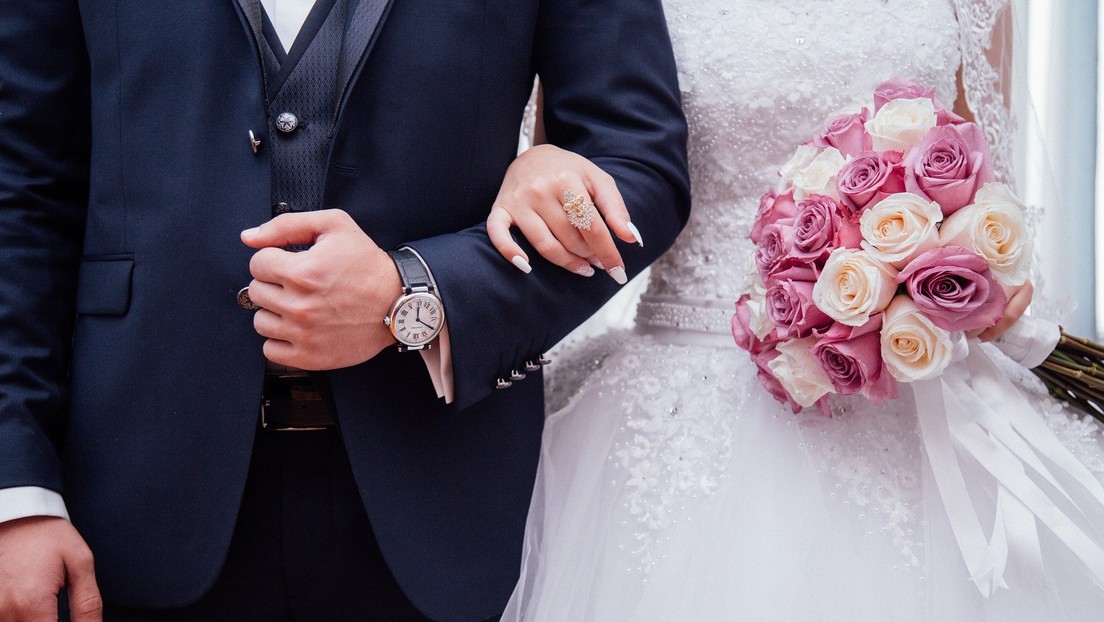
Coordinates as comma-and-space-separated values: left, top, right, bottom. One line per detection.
954, 0, 1068, 323
953, 0, 1015, 184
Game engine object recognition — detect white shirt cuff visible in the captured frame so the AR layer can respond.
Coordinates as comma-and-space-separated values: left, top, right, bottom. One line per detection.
0, 486, 70, 523
402, 246, 455, 404
419, 326, 455, 403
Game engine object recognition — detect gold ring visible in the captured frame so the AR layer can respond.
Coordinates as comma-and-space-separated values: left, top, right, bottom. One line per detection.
561, 190, 596, 231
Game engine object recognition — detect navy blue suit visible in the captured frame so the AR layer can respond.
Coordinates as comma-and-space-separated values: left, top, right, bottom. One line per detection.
0, 1, 689, 619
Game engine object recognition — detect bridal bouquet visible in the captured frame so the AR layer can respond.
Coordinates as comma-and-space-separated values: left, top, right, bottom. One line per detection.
733, 77, 1033, 415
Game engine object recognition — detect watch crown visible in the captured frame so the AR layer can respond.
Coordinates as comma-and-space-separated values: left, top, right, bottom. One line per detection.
383, 316, 392, 327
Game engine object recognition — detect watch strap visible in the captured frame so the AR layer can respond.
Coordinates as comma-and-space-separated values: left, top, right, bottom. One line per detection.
388, 248, 435, 294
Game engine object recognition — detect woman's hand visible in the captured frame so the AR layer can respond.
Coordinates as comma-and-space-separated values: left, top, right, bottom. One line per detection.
487, 144, 643, 284
970, 280, 1034, 342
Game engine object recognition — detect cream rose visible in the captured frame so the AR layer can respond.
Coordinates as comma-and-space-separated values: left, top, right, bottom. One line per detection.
767, 338, 834, 407
777, 145, 820, 191
865, 97, 937, 153
859, 192, 943, 268
791, 147, 847, 200
747, 271, 775, 340
812, 248, 898, 326
880, 295, 957, 382
939, 182, 1032, 286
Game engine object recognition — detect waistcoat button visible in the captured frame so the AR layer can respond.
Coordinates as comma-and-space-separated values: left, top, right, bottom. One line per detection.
275, 112, 299, 133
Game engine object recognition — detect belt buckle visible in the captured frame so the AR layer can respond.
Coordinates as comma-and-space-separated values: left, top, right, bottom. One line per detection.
260, 374, 331, 432
260, 398, 329, 432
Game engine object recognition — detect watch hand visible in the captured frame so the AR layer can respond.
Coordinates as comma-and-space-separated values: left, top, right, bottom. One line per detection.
417, 319, 436, 330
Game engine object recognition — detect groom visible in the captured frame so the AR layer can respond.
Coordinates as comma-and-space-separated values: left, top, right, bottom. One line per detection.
0, 1, 688, 620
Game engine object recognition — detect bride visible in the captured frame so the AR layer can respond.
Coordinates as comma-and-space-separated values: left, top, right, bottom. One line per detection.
488, 0, 1104, 620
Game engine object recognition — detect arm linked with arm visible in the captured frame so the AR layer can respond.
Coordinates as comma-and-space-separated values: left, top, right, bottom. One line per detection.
406, 0, 690, 411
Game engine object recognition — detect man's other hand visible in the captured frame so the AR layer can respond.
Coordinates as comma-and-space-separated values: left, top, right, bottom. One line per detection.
0, 516, 102, 622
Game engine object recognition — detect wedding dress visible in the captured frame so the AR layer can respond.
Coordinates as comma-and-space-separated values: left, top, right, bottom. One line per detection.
503, 1, 1104, 620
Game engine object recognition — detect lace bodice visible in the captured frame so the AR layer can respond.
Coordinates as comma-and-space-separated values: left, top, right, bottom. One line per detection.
638, 0, 961, 328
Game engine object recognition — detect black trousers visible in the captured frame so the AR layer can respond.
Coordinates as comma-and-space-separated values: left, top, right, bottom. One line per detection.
97, 428, 434, 621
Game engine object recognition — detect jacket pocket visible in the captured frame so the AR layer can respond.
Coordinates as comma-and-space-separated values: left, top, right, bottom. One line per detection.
76, 256, 134, 316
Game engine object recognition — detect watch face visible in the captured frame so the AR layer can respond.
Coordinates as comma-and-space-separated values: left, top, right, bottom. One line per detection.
390, 292, 444, 346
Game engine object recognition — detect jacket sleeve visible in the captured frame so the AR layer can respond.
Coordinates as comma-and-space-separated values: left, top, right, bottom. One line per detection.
407, 0, 689, 411
0, 1, 91, 492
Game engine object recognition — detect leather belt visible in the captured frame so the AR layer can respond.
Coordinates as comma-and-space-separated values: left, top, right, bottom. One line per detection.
260, 374, 336, 432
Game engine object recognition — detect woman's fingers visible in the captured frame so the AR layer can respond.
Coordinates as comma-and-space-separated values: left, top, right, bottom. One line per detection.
571, 201, 627, 284
586, 168, 642, 247
513, 208, 596, 277
978, 280, 1034, 342
487, 206, 533, 274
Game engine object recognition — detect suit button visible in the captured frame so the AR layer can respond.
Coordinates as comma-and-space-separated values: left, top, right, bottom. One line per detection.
275, 112, 299, 133
273, 202, 292, 215
237, 287, 260, 310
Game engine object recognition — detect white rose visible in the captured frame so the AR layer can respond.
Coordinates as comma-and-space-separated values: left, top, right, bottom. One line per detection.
777, 145, 820, 192
747, 271, 774, 340
939, 182, 1032, 286
791, 147, 847, 200
767, 338, 834, 407
859, 192, 943, 268
813, 248, 898, 326
880, 295, 956, 382
864, 97, 937, 152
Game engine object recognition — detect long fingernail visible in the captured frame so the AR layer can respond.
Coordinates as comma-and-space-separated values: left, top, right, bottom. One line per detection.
589, 258, 605, 271
511, 255, 532, 274
573, 264, 596, 277
608, 266, 628, 285
626, 222, 644, 247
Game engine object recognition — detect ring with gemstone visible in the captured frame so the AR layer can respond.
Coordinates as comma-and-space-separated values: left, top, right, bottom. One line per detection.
561, 190, 596, 231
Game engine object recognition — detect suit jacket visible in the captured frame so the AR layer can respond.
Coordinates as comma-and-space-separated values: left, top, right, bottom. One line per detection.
0, 1, 689, 619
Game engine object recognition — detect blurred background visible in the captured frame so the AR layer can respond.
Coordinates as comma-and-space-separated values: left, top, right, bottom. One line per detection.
1014, 0, 1097, 336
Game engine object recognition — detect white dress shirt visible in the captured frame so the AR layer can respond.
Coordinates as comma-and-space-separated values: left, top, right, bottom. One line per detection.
0, 0, 455, 527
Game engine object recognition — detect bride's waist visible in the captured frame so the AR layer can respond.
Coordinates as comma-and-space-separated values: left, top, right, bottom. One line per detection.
635, 296, 738, 347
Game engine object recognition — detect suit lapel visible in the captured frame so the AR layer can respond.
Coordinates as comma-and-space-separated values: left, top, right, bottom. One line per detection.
333, 0, 395, 122
232, 0, 264, 48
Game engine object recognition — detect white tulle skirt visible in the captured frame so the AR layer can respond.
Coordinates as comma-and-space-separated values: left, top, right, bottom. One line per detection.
503, 327, 1104, 621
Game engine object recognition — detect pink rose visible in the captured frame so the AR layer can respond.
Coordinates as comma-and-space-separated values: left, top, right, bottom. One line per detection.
811, 320, 899, 403
754, 222, 794, 282
733, 295, 771, 354
836, 151, 905, 215
812, 109, 872, 158
791, 194, 863, 263
897, 246, 1007, 332
751, 189, 798, 244
874, 77, 965, 126
750, 347, 801, 413
904, 123, 995, 216
765, 280, 833, 340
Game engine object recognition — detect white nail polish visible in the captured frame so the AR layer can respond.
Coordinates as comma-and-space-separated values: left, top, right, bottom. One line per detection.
626, 222, 644, 247
608, 266, 628, 285
573, 264, 596, 277
511, 255, 532, 274
590, 258, 605, 270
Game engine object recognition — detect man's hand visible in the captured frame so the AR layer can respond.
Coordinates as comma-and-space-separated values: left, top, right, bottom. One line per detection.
0, 516, 102, 622
241, 209, 401, 369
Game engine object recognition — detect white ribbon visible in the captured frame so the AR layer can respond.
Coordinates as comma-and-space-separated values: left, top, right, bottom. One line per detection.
913, 338, 1104, 597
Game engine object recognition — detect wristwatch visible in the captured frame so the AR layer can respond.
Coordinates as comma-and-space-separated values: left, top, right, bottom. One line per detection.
384, 248, 445, 351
